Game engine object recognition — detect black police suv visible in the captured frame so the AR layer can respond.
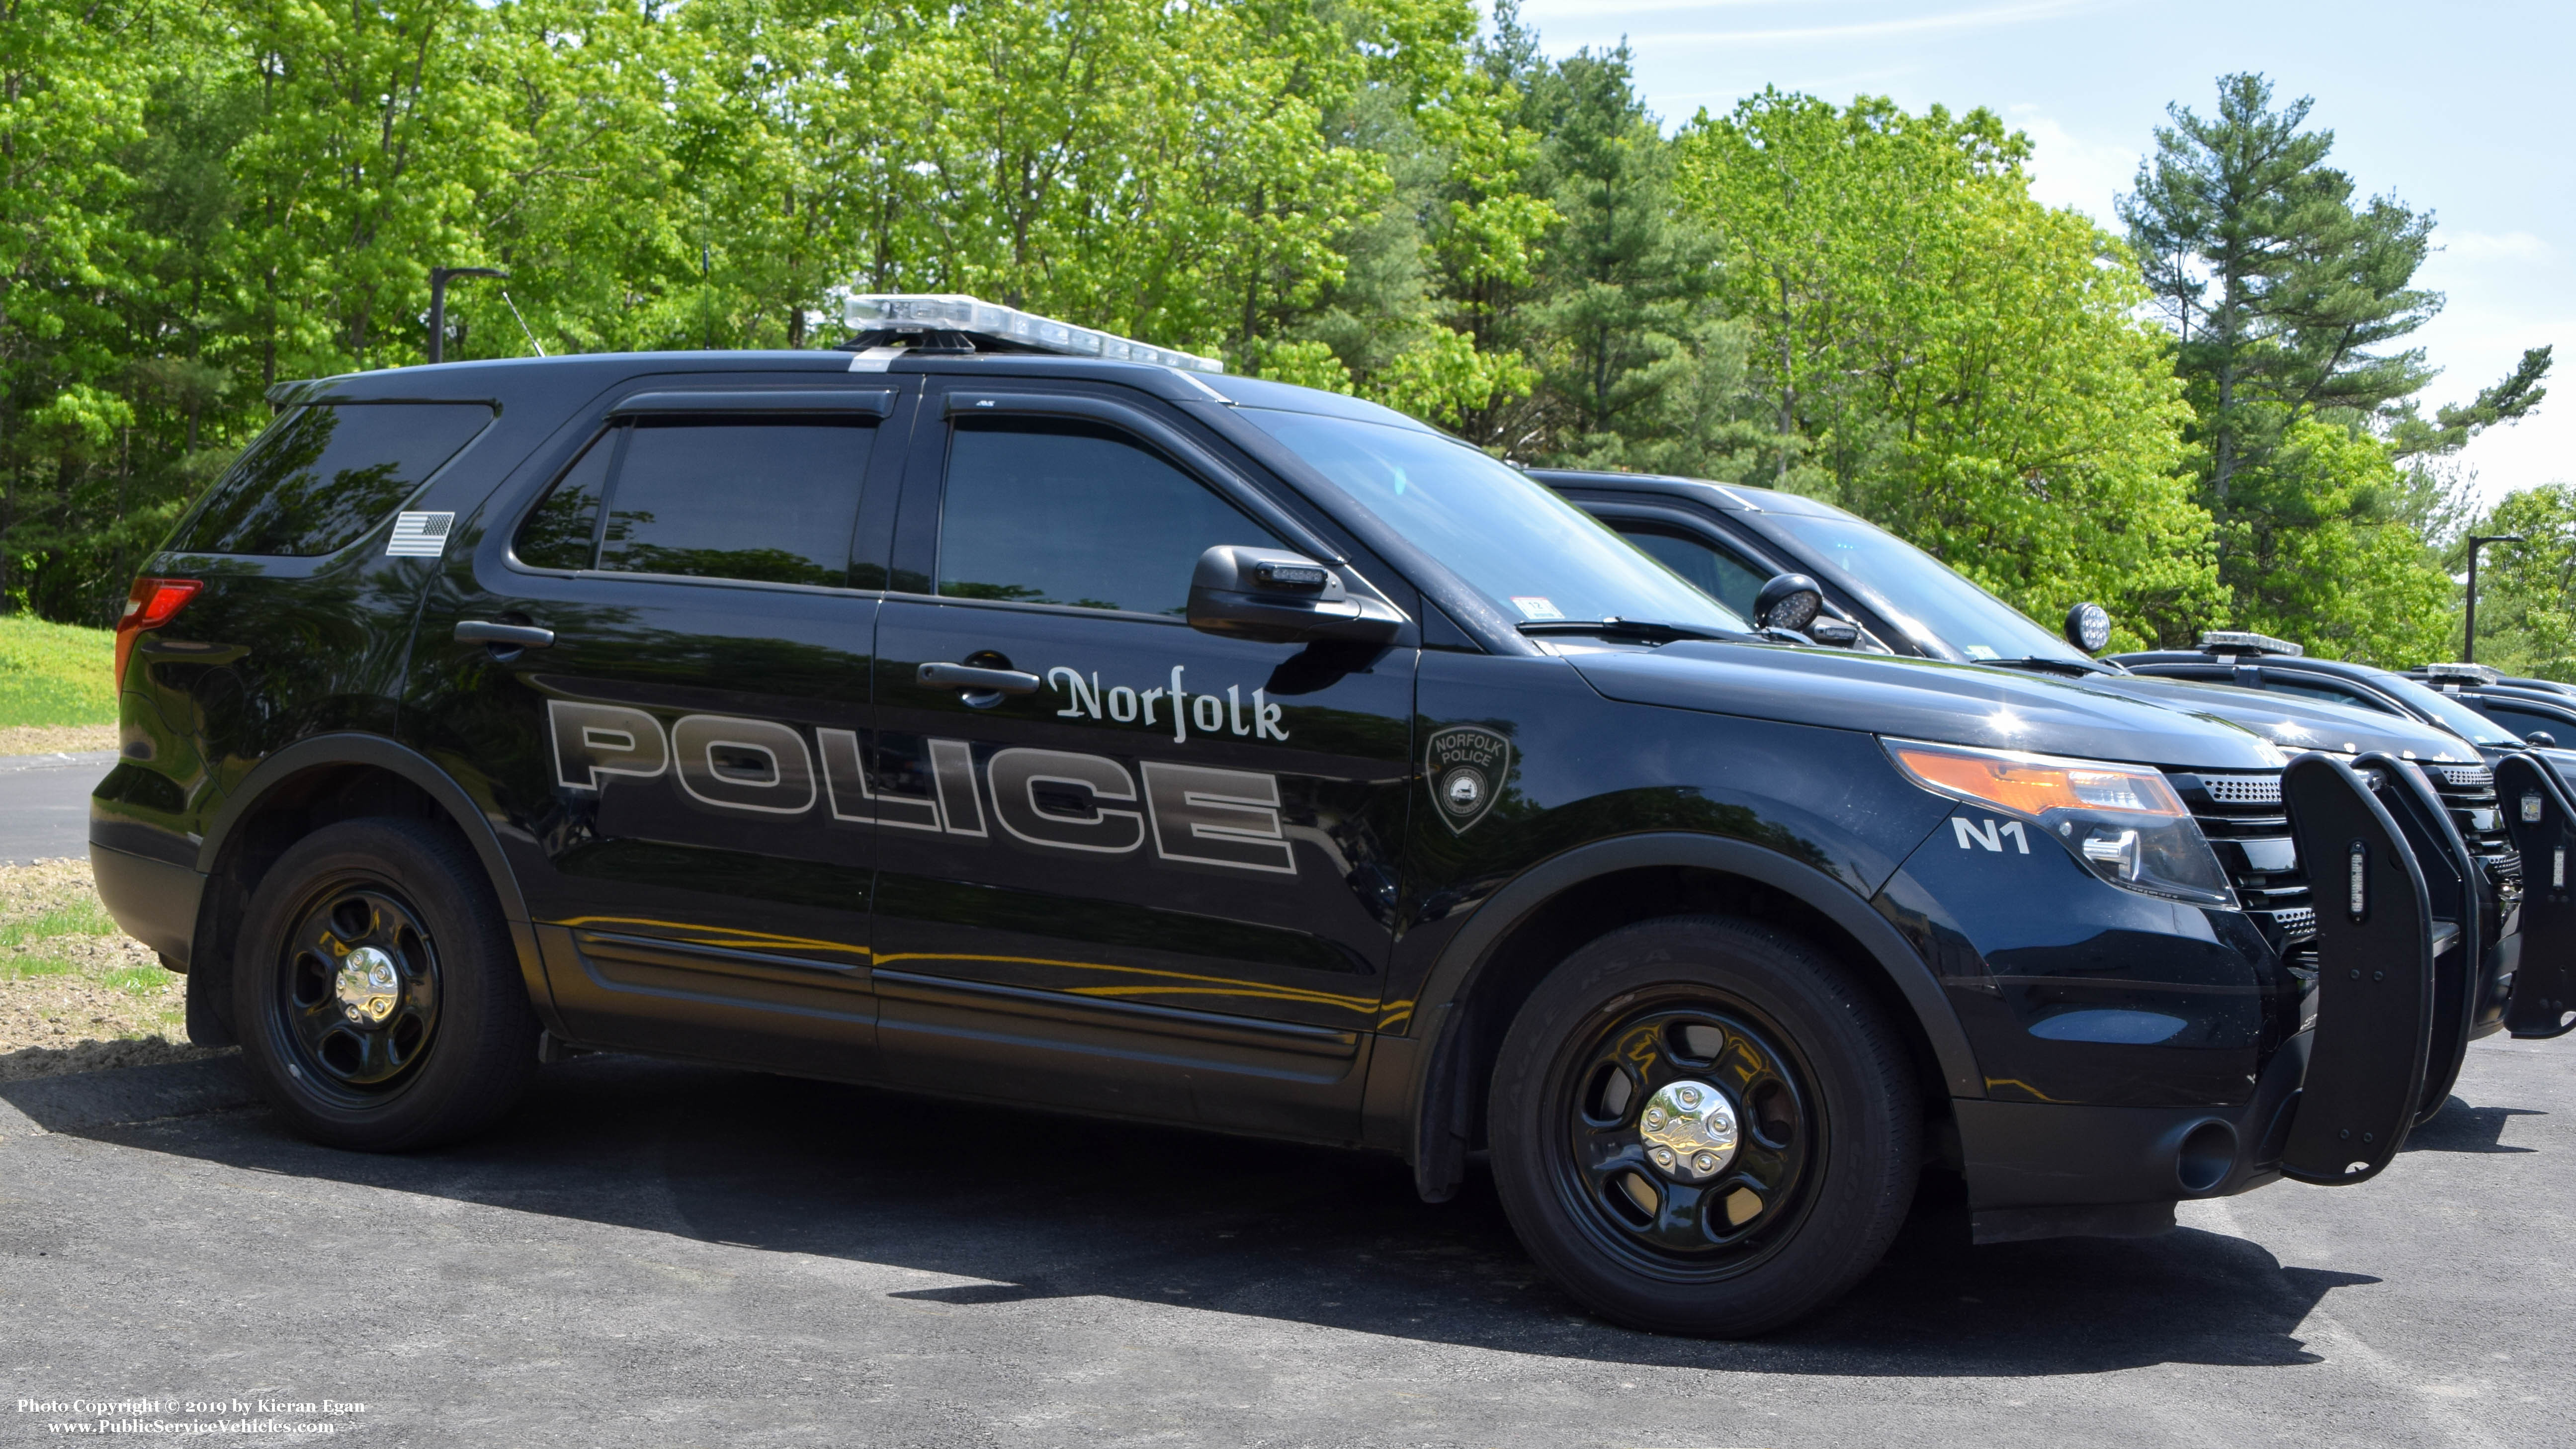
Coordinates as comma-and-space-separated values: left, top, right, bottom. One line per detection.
2402, 664, 2576, 748
91, 297, 2499, 1336
1538, 468, 2552, 1069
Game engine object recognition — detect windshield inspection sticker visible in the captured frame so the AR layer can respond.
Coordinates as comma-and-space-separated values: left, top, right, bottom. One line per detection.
1427, 726, 1512, 834
1511, 596, 1564, 620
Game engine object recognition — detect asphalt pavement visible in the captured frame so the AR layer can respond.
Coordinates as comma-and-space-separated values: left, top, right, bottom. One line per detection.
0, 750, 115, 865
1, 1036, 2568, 1447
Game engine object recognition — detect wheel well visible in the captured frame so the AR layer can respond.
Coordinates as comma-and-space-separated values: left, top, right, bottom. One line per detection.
1430, 865, 1951, 1174
188, 764, 478, 1044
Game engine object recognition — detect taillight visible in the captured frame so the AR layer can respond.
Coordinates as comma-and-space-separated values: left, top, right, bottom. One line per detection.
114, 577, 201, 691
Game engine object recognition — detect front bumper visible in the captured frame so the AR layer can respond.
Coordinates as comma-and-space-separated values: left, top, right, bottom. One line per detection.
1894, 753, 2451, 1231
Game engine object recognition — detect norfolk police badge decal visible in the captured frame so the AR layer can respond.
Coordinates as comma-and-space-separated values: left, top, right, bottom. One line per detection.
1426, 726, 1512, 834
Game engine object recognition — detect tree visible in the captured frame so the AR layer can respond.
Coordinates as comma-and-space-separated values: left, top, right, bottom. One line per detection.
2447, 486, 2576, 680
2119, 73, 2552, 661
1675, 90, 2214, 647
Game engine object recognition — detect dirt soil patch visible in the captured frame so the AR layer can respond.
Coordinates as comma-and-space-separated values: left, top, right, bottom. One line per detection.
0, 723, 119, 756
1, 857, 219, 1082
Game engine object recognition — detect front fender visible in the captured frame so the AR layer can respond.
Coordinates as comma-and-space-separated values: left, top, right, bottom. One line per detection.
1365, 830, 1983, 1198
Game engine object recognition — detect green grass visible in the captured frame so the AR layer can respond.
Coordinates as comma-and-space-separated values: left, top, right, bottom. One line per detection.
0, 897, 122, 984
0, 614, 116, 728
0, 894, 163, 996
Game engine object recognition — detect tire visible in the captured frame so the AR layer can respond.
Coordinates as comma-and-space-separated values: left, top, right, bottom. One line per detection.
1487, 915, 1920, 1336
234, 817, 538, 1151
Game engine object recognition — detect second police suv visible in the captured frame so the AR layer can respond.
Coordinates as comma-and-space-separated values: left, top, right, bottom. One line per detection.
89, 296, 2559, 1337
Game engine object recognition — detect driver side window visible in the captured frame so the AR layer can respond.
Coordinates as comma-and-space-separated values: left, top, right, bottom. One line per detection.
1613, 522, 1772, 621
936, 417, 1282, 617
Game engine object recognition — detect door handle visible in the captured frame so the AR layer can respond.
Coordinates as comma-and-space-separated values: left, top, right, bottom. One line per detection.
918, 662, 1039, 694
455, 620, 556, 650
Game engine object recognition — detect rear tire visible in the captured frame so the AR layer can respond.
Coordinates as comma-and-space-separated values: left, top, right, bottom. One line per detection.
234, 817, 537, 1151
1487, 915, 1919, 1336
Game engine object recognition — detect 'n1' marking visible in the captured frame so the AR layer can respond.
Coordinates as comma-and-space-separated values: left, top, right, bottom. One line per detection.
1952, 817, 2028, 853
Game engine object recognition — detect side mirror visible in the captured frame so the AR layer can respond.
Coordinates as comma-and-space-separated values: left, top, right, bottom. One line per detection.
2064, 601, 2111, 654
1753, 573, 1824, 633
1808, 616, 1861, 647
1187, 545, 1402, 645
2531, 731, 2559, 748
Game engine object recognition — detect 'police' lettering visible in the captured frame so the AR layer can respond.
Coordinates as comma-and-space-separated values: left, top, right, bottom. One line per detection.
547, 702, 1297, 874
673, 715, 815, 816
989, 748, 1144, 853
1140, 761, 1296, 874
549, 700, 669, 792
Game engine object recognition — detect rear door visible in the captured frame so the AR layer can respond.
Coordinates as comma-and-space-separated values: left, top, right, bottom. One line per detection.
865, 380, 1418, 1135
411, 379, 908, 1074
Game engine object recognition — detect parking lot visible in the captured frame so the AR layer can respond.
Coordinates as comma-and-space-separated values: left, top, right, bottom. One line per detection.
2, 1035, 2567, 1448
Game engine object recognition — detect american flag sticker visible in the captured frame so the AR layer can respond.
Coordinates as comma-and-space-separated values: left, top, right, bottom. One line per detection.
386, 511, 455, 558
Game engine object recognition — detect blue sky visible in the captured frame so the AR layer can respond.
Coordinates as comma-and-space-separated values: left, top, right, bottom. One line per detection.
1515, 0, 2575, 508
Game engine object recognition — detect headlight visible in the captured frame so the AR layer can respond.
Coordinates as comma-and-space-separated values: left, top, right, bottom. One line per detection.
1885, 738, 2236, 907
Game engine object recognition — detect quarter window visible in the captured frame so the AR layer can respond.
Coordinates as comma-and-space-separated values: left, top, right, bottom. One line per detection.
175, 402, 494, 556
936, 417, 1281, 616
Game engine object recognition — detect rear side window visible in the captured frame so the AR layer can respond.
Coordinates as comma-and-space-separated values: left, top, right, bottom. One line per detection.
513, 420, 873, 587
936, 418, 1280, 616
175, 403, 494, 556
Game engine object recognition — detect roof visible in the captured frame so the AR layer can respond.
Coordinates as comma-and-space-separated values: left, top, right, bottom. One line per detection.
1527, 467, 1856, 519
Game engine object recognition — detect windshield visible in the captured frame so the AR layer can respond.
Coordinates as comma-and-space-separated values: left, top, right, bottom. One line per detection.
2367, 671, 2524, 747
1237, 409, 1746, 632
1759, 513, 2085, 665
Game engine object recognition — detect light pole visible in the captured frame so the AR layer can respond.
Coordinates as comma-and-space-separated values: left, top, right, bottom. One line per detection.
428, 266, 507, 364
2464, 533, 2526, 663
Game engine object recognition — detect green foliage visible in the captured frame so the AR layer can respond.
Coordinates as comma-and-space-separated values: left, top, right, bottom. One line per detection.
0, 12, 2540, 672
2454, 486, 2576, 680
2119, 73, 2549, 663
0, 615, 115, 728
1675, 90, 2215, 649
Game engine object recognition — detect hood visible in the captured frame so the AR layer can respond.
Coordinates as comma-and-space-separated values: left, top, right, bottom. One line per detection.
2088, 675, 2477, 764
1570, 641, 2284, 772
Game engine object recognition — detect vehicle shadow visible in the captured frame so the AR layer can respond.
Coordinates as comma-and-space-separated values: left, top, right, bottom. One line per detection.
2404, 1095, 2543, 1153
92, 1054, 2376, 1376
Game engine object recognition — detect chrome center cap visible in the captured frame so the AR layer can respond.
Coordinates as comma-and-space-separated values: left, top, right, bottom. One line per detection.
335, 945, 402, 1026
1638, 1079, 1739, 1182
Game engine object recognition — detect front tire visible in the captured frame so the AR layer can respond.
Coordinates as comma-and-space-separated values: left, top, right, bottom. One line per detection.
1488, 915, 1920, 1336
234, 817, 537, 1151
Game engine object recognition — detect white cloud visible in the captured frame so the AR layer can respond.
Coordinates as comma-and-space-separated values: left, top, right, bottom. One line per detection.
2444, 230, 2554, 263
1515, 0, 1825, 15
1622, 0, 2108, 48
2011, 111, 2141, 224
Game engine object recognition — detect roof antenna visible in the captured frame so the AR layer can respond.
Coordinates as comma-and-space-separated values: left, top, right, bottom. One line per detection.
501, 291, 547, 357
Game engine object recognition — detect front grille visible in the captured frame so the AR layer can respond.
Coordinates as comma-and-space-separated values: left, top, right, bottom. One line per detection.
2201, 774, 2283, 807
2169, 769, 2312, 955
2426, 762, 2522, 900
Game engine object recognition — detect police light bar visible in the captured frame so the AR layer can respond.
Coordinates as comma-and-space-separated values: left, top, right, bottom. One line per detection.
2198, 630, 2304, 658
2422, 662, 2500, 685
841, 293, 1225, 374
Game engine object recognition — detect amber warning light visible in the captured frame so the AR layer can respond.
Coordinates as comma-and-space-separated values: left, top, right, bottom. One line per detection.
115, 578, 201, 690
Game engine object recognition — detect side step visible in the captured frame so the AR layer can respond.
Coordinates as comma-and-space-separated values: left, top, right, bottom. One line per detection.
2278, 753, 2436, 1185
2494, 753, 2576, 1039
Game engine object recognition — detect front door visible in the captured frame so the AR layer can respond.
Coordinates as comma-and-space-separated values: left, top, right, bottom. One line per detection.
412, 379, 908, 1075
866, 382, 1417, 1134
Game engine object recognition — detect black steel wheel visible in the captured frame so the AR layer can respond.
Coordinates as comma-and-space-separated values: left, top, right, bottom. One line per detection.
236, 816, 537, 1151
274, 884, 442, 1095
1489, 915, 1919, 1336
1556, 1001, 1818, 1276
